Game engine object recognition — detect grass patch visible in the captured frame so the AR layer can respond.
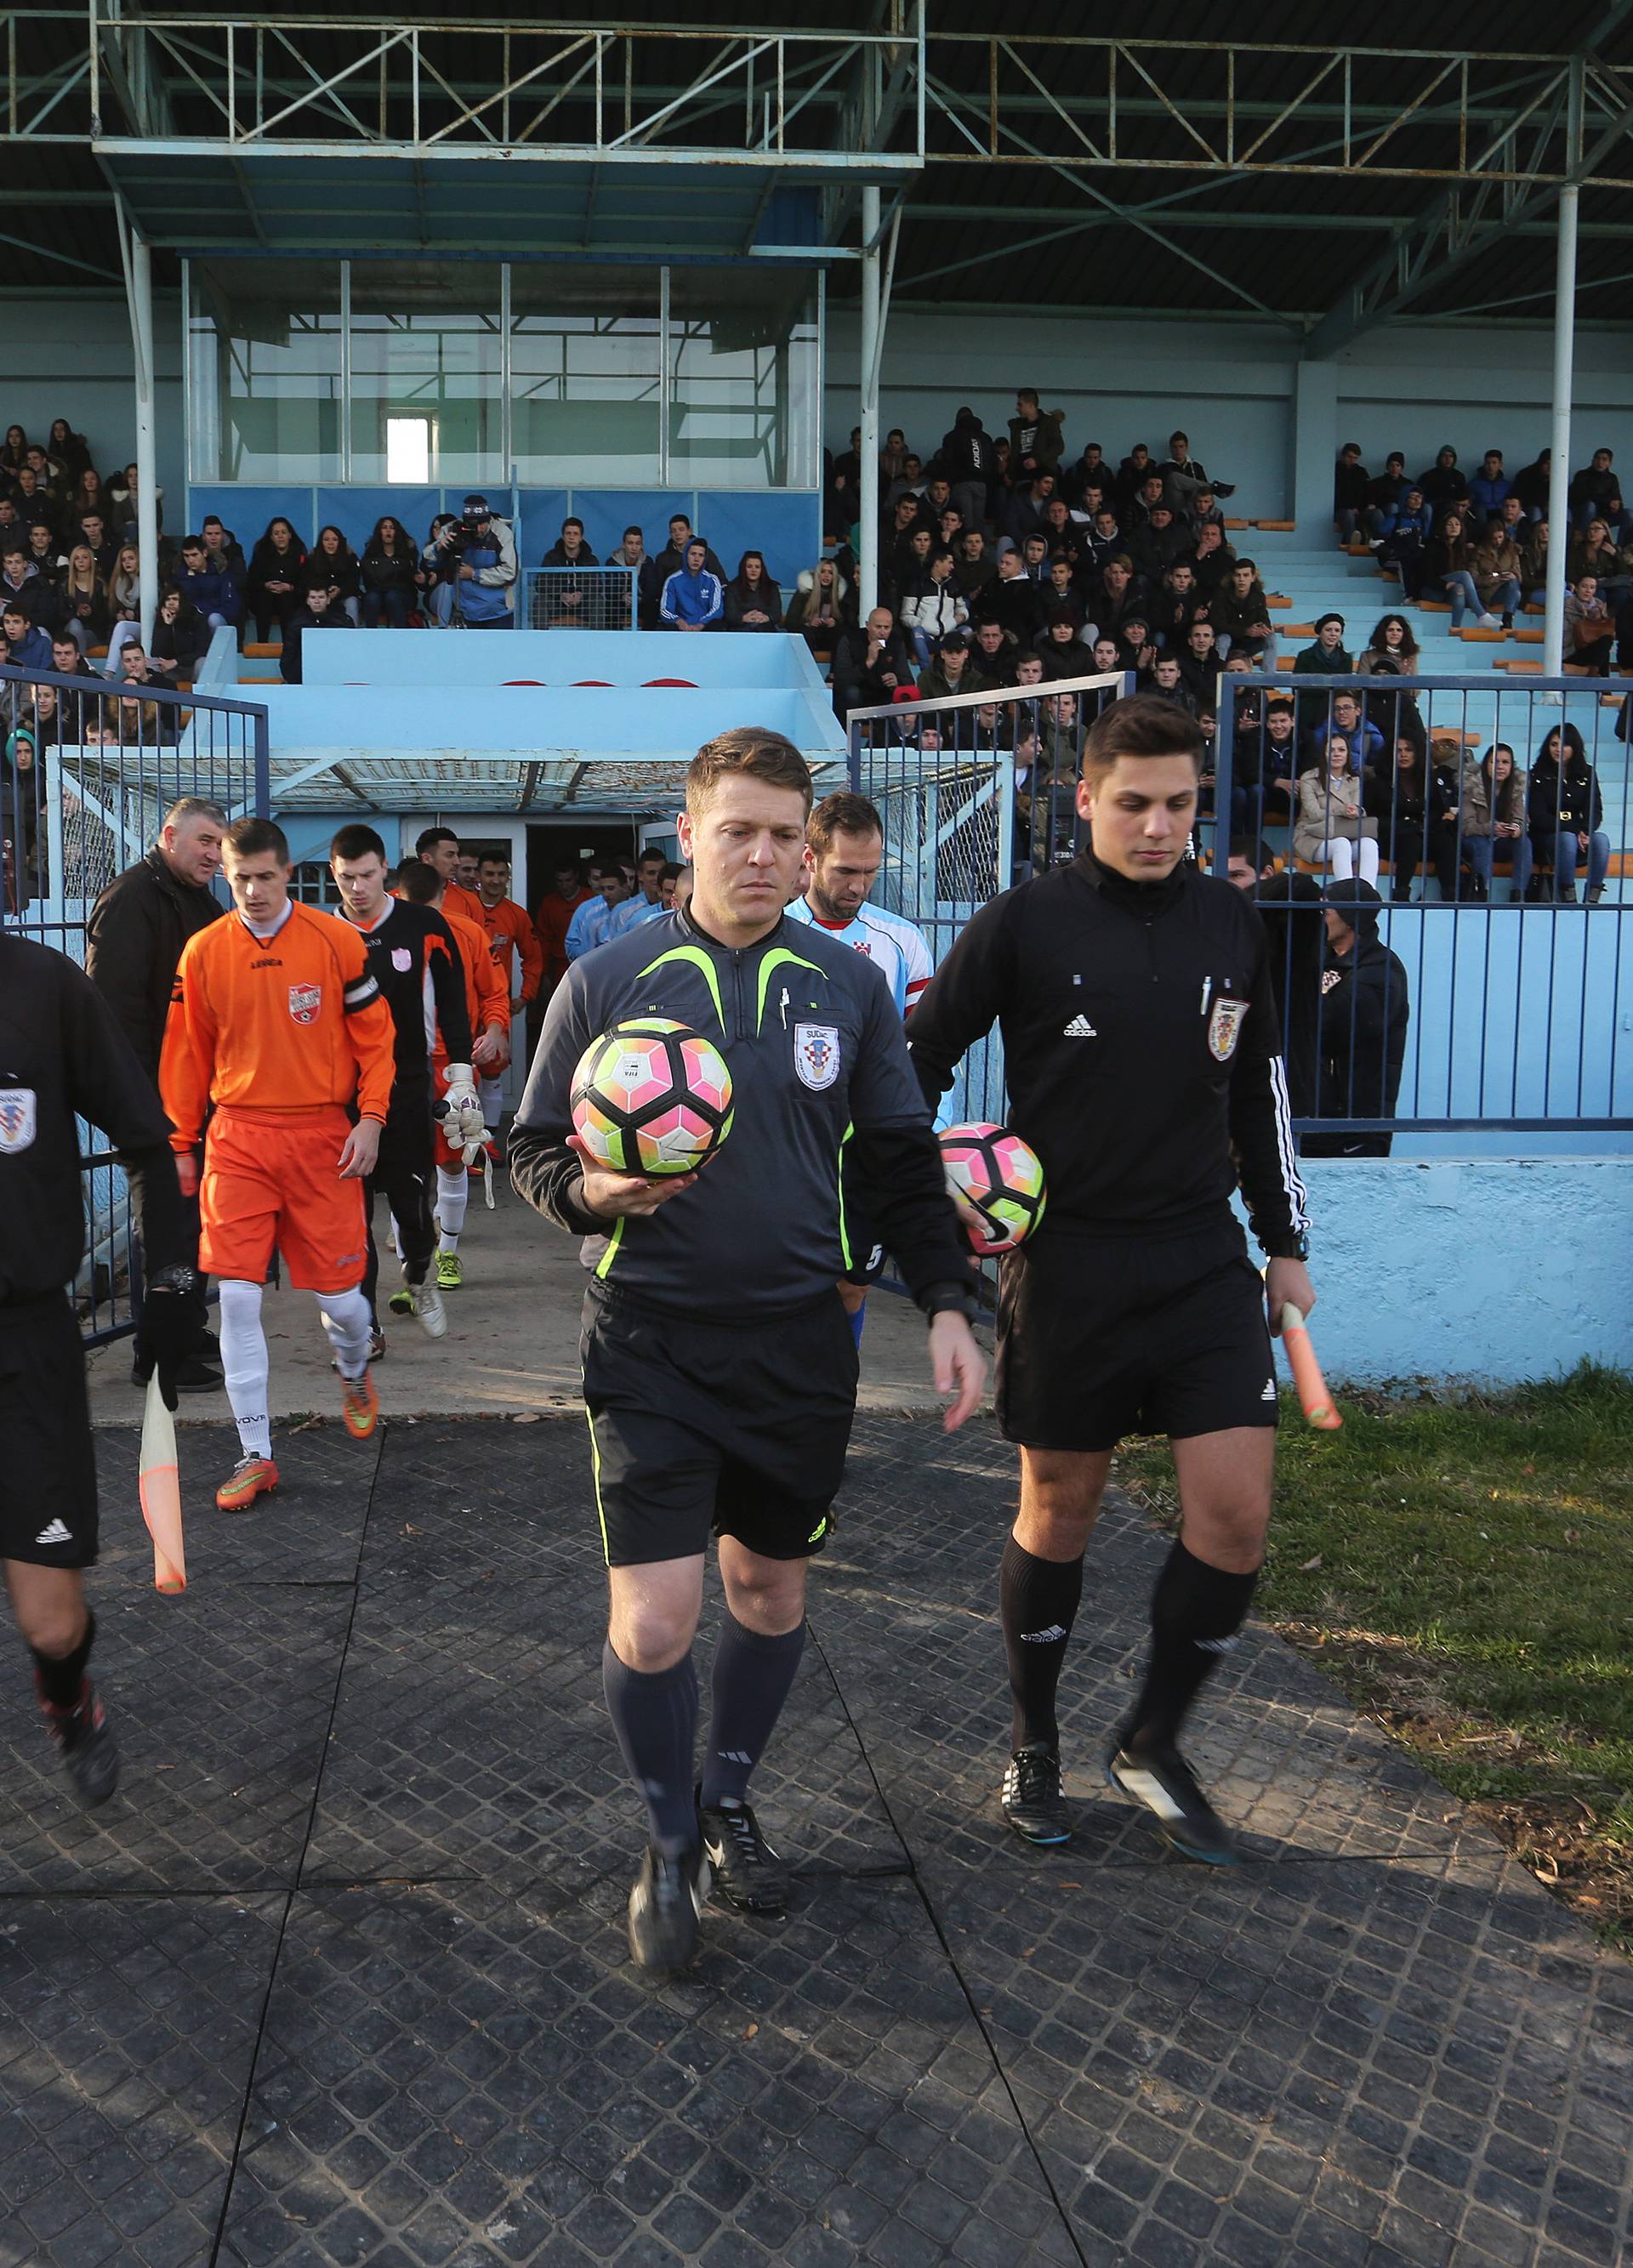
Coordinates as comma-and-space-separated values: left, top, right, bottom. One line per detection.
1111, 1362, 1633, 1948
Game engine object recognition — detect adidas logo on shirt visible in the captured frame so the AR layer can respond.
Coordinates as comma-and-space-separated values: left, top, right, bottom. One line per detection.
1061, 1015, 1098, 1038
35, 1518, 73, 1546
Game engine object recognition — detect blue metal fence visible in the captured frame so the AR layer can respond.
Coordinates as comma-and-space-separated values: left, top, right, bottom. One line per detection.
3, 660, 270, 1343
845, 668, 1630, 1146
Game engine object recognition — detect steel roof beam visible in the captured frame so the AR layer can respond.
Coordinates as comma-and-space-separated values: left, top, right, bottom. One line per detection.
1306, 13, 1633, 355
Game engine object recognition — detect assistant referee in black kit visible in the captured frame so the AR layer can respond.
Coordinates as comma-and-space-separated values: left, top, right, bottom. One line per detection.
1, 930, 192, 1808
908, 695, 1314, 1863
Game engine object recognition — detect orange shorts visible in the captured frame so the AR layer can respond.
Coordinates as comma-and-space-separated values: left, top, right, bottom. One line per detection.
199, 1105, 368, 1293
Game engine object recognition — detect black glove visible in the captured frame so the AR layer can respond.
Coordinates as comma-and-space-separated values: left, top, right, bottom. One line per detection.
132, 1268, 199, 1412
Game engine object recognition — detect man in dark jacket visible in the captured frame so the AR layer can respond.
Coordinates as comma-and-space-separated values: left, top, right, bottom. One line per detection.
87, 798, 228, 1385
1303, 880, 1409, 1158
831, 605, 915, 721
939, 407, 998, 536
280, 580, 353, 683
1008, 390, 1065, 480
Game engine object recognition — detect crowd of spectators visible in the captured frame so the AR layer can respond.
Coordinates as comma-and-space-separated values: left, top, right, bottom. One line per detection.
1334, 439, 1633, 668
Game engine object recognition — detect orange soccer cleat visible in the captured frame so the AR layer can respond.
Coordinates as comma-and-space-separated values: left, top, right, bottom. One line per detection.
340, 1368, 379, 1441
216, 1453, 280, 1513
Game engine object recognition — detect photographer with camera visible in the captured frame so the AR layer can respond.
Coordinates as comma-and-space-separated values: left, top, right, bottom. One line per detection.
430, 494, 517, 630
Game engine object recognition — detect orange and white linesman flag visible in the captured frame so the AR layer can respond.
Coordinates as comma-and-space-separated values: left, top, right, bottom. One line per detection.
139, 1373, 187, 1592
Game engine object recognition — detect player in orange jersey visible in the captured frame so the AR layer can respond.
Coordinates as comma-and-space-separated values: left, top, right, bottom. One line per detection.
397, 860, 509, 1289
475, 850, 543, 1146
415, 825, 486, 929
161, 816, 396, 1512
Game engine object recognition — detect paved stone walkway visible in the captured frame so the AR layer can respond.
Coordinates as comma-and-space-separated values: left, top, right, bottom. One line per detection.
2, 1415, 1630, 2268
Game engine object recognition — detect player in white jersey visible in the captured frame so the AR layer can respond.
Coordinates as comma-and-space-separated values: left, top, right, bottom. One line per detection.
787, 791, 936, 1344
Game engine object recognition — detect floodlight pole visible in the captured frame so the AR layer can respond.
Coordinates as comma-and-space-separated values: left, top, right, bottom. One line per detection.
117, 203, 160, 648
859, 183, 880, 620
1543, 60, 1583, 679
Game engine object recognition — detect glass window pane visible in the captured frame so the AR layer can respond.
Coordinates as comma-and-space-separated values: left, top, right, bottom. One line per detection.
188, 259, 343, 483
349, 260, 503, 488
668, 269, 818, 491
510, 268, 661, 486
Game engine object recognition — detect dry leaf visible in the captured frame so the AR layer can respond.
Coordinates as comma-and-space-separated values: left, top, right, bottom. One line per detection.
742, 2022, 759, 2040
1300, 1554, 1323, 1572
513, 1413, 542, 1424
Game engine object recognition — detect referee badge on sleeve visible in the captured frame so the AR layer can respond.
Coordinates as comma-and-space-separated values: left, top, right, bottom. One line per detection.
794, 1023, 840, 1090
1207, 997, 1249, 1062
0, 1088, 37, 1151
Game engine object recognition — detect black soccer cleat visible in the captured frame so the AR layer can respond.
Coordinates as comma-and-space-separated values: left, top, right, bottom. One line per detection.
627, 1842, 709, 1975
39, 1681, 120, 1808
1107, 1740, 1238, 1865
699, 1795, 788, 1917
1000, 1744, 1073, 1845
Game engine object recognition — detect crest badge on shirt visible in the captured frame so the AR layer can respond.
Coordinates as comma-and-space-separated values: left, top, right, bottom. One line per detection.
390, 946, 413, 973
0, 1087, 37, 1152
288, 982, 322, 1026
793, 1023, 840, 1092
1208, 996, 1249, 1062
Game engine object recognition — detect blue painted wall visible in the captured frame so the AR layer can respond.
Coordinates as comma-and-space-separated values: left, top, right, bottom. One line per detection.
1244, 1158, 1632, 1384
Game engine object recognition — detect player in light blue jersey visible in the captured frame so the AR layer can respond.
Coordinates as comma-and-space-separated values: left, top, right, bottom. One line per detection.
565, 863, 628, 960
610, 845, 670, 936
787, 791, 936, 1344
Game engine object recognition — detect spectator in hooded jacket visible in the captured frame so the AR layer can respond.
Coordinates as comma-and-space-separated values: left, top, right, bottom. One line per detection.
1568, 447, 1626, 537
659, 538, 724, 630
723, 551, 783, 632
938, 406, 998, 535
1209, 556, 1275, 662
1417, 446, 1470, 514
899, 548, 969, 662
1302, 881, 1409, 1157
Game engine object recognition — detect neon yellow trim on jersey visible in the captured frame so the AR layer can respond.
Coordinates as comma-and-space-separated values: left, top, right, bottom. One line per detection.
634, 944, 726, 1036
586, 1409, 612, 1564
594, 1215, 625, 1281
836, 1120, 855, 1272
754, 945, 826, 1033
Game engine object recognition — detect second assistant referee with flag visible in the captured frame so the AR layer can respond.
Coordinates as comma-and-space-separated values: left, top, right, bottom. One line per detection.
908, 694, 1315, 1863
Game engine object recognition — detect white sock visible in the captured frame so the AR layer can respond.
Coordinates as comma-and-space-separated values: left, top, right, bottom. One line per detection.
316, 1286, 373, 1380
218, 1278, 271, 1460
478, 1075, 503, 1126
436, 1166, 468, 1251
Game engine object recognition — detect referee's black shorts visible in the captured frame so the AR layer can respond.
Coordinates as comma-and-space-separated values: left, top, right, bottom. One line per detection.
0, 1293, 99, 1566
995, 1219, 1277, 1454
581, 1282, 860, 1568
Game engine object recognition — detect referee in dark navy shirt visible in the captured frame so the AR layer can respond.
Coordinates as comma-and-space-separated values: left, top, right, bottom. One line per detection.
908, 695, 1315, 1863
0, 930, 192, 1808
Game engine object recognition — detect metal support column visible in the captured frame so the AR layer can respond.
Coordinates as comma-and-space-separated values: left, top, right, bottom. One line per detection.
121, 216, 159, 646
858, 184, 880, 619
1544, 61, 1584, 679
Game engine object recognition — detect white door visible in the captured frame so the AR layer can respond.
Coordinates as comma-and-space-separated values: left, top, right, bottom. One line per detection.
396, 816, 532, 1111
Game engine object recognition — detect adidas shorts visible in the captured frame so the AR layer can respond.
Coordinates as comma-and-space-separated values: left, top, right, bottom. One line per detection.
0, 1293, 98, 1566
581, 1282, 859, 1567
995, 1219, 1278, 1453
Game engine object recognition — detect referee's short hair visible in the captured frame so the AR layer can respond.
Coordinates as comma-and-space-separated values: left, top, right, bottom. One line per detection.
222, 816, 290, 865
687, 726, 813, 817
1080, 693, 1203, 785
808, 790, 885, 855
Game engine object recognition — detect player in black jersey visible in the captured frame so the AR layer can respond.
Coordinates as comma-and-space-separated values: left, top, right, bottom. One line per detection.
909, 696, 1314, 1864
329, 826, 475, 1348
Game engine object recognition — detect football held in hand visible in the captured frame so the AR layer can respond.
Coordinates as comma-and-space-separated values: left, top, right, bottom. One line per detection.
571, 1018, 734, 1176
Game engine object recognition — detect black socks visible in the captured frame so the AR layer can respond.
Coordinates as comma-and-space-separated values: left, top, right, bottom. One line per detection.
1123, 1539, 1259, 1756
701, 1614, 807, 1810
601, 1640, 700, 1855
999, 1535, 1084, 1753
31, 1610, 94, 1710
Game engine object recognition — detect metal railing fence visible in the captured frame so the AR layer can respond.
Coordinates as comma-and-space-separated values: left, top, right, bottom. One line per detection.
3, 660, 269, 1342
521, 566, 639, 633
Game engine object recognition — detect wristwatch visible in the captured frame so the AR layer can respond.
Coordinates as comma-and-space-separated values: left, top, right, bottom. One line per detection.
147, 1263, 203, 1297
1263, 1233, 1310, 1262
